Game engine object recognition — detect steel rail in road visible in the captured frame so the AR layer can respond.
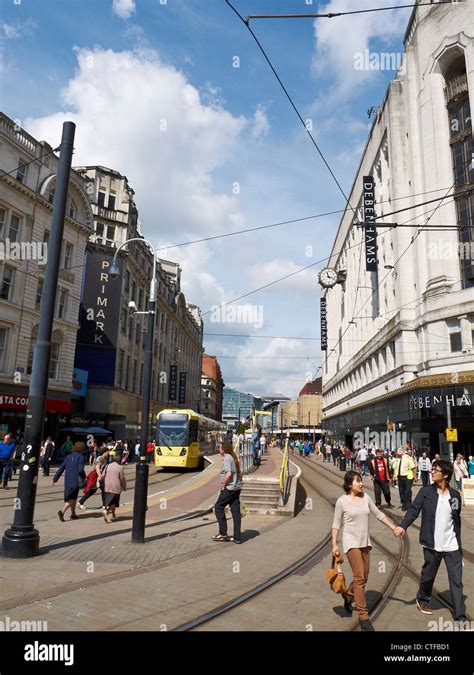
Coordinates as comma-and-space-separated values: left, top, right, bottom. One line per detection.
293, 457, 474, 624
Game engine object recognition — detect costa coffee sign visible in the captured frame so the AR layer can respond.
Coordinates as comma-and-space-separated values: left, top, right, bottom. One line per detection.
0, 393, 71, 413
0, 393, 28, 409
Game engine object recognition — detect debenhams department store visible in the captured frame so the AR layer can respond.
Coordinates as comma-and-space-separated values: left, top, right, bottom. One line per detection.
323, 372, 474, 458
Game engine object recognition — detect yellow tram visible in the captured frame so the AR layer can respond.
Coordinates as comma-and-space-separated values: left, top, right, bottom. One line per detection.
154, 409, 226, 469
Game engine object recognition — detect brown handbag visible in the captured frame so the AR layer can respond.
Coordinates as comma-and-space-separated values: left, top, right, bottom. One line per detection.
325, 552, 348, 594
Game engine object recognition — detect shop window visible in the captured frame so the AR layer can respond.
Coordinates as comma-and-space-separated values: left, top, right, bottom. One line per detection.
448, 319, 462, 352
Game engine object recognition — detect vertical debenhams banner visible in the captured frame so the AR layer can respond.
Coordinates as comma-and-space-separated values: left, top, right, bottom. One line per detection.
75, 250, 123, 386
320, 297, 327, 351
363, 175, 377, 271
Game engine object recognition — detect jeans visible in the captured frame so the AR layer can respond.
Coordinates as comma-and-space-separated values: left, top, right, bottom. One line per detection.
214, 488, 241, 540
418, 548, 466, 621
398, 476, 410, 508
421, 471, 430, 487
374, 480, 391, 506
346, 547, 371, 621
360, 460, 367, 476
0, 459, 12, 485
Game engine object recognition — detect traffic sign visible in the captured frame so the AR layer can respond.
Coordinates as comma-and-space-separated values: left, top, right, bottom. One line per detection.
446, 428, 458, 442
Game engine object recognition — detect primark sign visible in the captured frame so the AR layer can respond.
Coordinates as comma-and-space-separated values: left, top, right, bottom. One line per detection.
410, 393, 472, 410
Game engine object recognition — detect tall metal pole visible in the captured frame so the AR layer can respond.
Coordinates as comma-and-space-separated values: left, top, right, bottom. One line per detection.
131, 257, 156, 543
446, 400, 454, 464
2, 122, 76, 558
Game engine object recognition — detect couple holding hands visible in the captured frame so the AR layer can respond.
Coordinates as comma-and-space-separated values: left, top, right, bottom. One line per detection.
332, 460, 468, 631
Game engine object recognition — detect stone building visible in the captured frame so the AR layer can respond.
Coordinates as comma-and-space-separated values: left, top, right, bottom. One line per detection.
73, 166, 204, 439
0, 113, 93, 440
321, 2, 474, 456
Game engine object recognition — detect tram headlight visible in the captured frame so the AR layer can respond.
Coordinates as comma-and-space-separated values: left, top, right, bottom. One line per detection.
180, 448, 187, 456
156, 448, 162, 455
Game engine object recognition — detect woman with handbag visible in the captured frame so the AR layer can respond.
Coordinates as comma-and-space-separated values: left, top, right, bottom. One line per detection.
52, 442, 86, 522
332, 470, 399, 631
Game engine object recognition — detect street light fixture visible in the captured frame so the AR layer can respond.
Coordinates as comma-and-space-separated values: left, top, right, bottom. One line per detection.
110, 237, 158, 544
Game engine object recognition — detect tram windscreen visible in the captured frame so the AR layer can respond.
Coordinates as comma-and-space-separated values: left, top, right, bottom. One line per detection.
157, 414, 189, 446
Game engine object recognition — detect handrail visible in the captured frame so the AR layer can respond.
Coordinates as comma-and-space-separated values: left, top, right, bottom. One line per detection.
279, 439, 290, 504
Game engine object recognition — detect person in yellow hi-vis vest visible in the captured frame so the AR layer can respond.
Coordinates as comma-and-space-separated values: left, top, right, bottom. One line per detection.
396, 448, 416, 511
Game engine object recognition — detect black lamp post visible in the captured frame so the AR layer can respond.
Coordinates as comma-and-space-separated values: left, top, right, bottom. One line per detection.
109, 237, 157, 544
2, 122, 76, 558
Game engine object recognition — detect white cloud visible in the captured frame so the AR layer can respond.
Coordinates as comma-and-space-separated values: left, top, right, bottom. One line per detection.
252, 105, 270, 140
25, 47, 246, 240
112, 0, 136, 20
312, 0, 411, 101
1, 18, 37, 39
224, 338, 319, 398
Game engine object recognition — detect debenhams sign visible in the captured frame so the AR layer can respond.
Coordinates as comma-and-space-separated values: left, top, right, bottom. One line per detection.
410, 393, 472, 409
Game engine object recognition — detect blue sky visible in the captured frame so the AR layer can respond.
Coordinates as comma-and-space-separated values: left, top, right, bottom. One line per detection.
1, 0, 415, 398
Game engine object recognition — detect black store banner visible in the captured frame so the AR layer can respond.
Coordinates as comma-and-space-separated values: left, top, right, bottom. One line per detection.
363, 175, 377, 271
169, 365, 177, 401
77, 250, 123, 349
178, 371, 187, 404
320, 297, 327, 351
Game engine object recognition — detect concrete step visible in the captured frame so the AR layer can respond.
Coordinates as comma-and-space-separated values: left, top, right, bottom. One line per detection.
241, 486, 280, 495
241, 495, 279, 506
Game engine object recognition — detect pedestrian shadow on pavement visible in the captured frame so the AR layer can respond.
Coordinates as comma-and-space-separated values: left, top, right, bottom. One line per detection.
38, 519, 216, 554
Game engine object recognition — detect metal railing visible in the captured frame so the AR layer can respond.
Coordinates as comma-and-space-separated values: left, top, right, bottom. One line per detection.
235, 439, 255, 475
279, 439, 291, 505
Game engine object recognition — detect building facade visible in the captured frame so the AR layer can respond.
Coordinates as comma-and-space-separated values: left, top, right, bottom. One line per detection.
321, 2, 474, 458
73, 166, 204, 439
0, 113, 93, 441
222, 386, 261, 427
200, 354, 224, 420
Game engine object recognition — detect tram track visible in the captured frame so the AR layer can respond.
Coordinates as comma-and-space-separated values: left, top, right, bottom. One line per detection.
293, 457, 474, 625
0, 468, 189, 510
172, 471, 405, 631
300, 457, 474, 564
173, 458, 471, 631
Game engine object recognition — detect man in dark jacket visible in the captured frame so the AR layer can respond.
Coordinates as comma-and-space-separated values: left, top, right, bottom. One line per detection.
395, 459, 468, 627
369, 448, 393, 507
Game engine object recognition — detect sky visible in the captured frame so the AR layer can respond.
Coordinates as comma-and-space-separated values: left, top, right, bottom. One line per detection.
1, 0, 416, 399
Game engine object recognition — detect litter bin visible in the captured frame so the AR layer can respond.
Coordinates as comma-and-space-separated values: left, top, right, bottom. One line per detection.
339, 457, 346, 472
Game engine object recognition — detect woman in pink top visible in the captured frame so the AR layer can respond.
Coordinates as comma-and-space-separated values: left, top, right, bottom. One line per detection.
103, 454, 127, 523
332, 470, 399, 631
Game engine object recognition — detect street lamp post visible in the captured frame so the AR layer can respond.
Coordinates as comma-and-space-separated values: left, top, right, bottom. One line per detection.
2, 122, 76, 559
110, 238, 157, 544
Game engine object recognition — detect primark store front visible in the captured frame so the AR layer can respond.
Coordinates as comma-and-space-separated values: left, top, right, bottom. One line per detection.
323, 379, 474, 459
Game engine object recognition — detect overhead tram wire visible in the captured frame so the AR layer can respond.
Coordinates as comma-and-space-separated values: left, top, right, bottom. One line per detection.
243, 2, 453, 23
200, 193, 461, 318
0, 146, 60, 180
314, 180, 461, 380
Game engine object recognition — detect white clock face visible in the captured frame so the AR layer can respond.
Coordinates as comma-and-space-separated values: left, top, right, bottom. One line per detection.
319, 267, 338, 288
